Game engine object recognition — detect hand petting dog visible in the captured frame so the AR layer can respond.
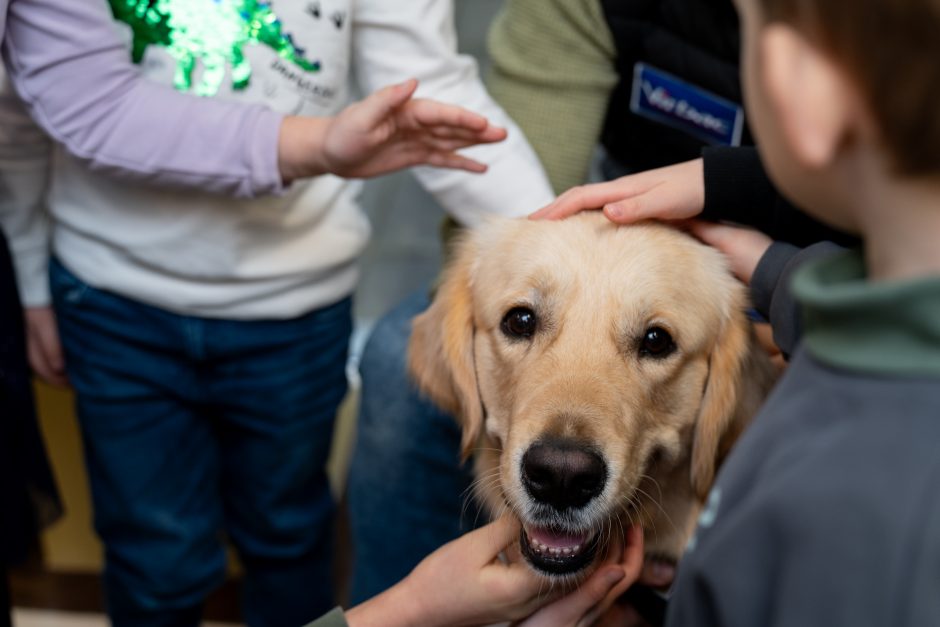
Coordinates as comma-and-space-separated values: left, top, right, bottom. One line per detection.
529, 157, 774, 286
344, 516, 644, 627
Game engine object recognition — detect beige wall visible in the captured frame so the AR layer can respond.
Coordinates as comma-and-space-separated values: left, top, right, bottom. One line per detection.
34, 381, 101, 571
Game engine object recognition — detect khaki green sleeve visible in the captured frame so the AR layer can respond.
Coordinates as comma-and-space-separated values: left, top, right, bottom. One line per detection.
485, 0, 618, 194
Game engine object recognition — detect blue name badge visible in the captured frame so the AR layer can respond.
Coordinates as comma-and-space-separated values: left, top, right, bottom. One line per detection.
630, 63, 744, 146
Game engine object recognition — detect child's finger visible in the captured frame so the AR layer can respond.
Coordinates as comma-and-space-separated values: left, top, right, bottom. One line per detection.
530, 179, 645, 221
518, 567, 625, 627
387, 78, 419, 106
421, 133, 505, 153
575, 526, 645, 625
471, 516, 523, 566
426, 123, 507, 144
623, 525, 645, 579
687, 219, 734, 248
602, 183, 679, 223
424, 151, 488, 173
687, 219, 772, 283
410, 98, 492, 132
359, 78, 419, 126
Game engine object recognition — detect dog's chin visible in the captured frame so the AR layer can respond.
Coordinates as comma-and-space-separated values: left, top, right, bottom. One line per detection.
519, 523, 602, 578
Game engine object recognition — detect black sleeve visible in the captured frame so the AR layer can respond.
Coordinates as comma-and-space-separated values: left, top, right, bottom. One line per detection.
700, 146, 858, 248
749, 241, 844, 358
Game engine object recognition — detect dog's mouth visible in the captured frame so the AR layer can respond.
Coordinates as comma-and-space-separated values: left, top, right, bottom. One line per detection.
520, 524, 601, 576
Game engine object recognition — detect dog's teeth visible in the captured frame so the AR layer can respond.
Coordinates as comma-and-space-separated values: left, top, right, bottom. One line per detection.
526, 531, 591, 559
529, 536, 544, 553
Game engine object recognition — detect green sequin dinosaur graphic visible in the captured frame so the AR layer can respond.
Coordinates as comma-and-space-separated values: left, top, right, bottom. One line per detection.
110, 0, 321, 96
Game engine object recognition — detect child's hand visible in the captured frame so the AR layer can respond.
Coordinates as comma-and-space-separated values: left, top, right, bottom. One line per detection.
530, 159, 704, 223
345, 516, 642, 627
278, 79, 507, 183
346, 516, 545, 627
688, 221, 788, 370
24, 306, 68, 386
403, 515, 545, 626
687, 220, 773, 285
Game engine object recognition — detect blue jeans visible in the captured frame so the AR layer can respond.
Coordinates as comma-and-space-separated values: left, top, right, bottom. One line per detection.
346, 287, 481, 603
50, 259, 350, 627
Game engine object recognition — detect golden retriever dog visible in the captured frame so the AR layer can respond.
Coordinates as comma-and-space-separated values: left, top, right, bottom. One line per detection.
408, 213, 776, 579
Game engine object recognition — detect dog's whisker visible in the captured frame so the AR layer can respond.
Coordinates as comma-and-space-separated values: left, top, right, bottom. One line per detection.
621, 495, 644, 536
623, 505, 637, 529
462, 469, 503, 516
613, 512, 626, 547
633, 484, 680, 538
633, 497, 671, 548
460, 479, 489, 520
638, 472, 666, 503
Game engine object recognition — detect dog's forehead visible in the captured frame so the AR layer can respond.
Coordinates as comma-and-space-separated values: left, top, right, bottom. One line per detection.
471, 215, 735, 320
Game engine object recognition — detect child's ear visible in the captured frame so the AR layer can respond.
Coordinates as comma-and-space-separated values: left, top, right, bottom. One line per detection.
759, 24, 854, 169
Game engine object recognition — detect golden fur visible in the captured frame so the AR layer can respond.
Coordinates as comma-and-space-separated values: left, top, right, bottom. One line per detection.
409, 213, 776, 575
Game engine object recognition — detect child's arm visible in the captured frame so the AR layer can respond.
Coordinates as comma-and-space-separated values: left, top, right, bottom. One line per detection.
278, 79, 506, 184
2, 0, 504, 199
530, 147, 856, 247
333, 517, 643, 627
0, 80, 67, 386
3, 0, 283, 197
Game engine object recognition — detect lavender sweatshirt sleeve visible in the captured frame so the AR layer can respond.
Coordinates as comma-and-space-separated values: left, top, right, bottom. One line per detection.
0, 0, 284, 198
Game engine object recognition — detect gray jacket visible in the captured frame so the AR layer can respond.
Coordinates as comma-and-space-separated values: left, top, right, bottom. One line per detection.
667, 250, 940, 626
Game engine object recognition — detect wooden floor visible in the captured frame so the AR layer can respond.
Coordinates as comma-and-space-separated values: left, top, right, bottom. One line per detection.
9, 569, 244, 623
12, 608, 239, 627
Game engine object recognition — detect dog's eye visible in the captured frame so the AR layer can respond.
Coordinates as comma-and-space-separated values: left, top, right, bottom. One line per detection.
501, 307, 537, 339
640, 326, 675, 358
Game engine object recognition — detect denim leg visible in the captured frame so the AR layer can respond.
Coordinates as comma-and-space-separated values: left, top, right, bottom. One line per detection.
50, 260, 224, 627
206, 298, 352, 627
346, 288, 480, 604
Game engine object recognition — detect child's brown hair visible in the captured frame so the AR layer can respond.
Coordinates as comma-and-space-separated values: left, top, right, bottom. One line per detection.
758, 0, 940, 176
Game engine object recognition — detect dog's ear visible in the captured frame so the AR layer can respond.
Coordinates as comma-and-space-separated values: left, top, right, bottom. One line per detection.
690, 307, 773, 500
408, 236, 484, 460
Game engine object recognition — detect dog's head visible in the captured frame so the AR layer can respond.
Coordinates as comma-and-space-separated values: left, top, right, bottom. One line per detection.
409, 214, 775, 579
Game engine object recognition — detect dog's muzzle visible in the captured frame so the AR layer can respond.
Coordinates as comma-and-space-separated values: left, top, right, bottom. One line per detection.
518, 439, 608, 575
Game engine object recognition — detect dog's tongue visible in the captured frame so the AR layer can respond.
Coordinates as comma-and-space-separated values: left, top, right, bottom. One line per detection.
527, 525, 590, 550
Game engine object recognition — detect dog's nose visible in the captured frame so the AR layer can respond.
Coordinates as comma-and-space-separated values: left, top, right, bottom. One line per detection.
522, 440, 606, 510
